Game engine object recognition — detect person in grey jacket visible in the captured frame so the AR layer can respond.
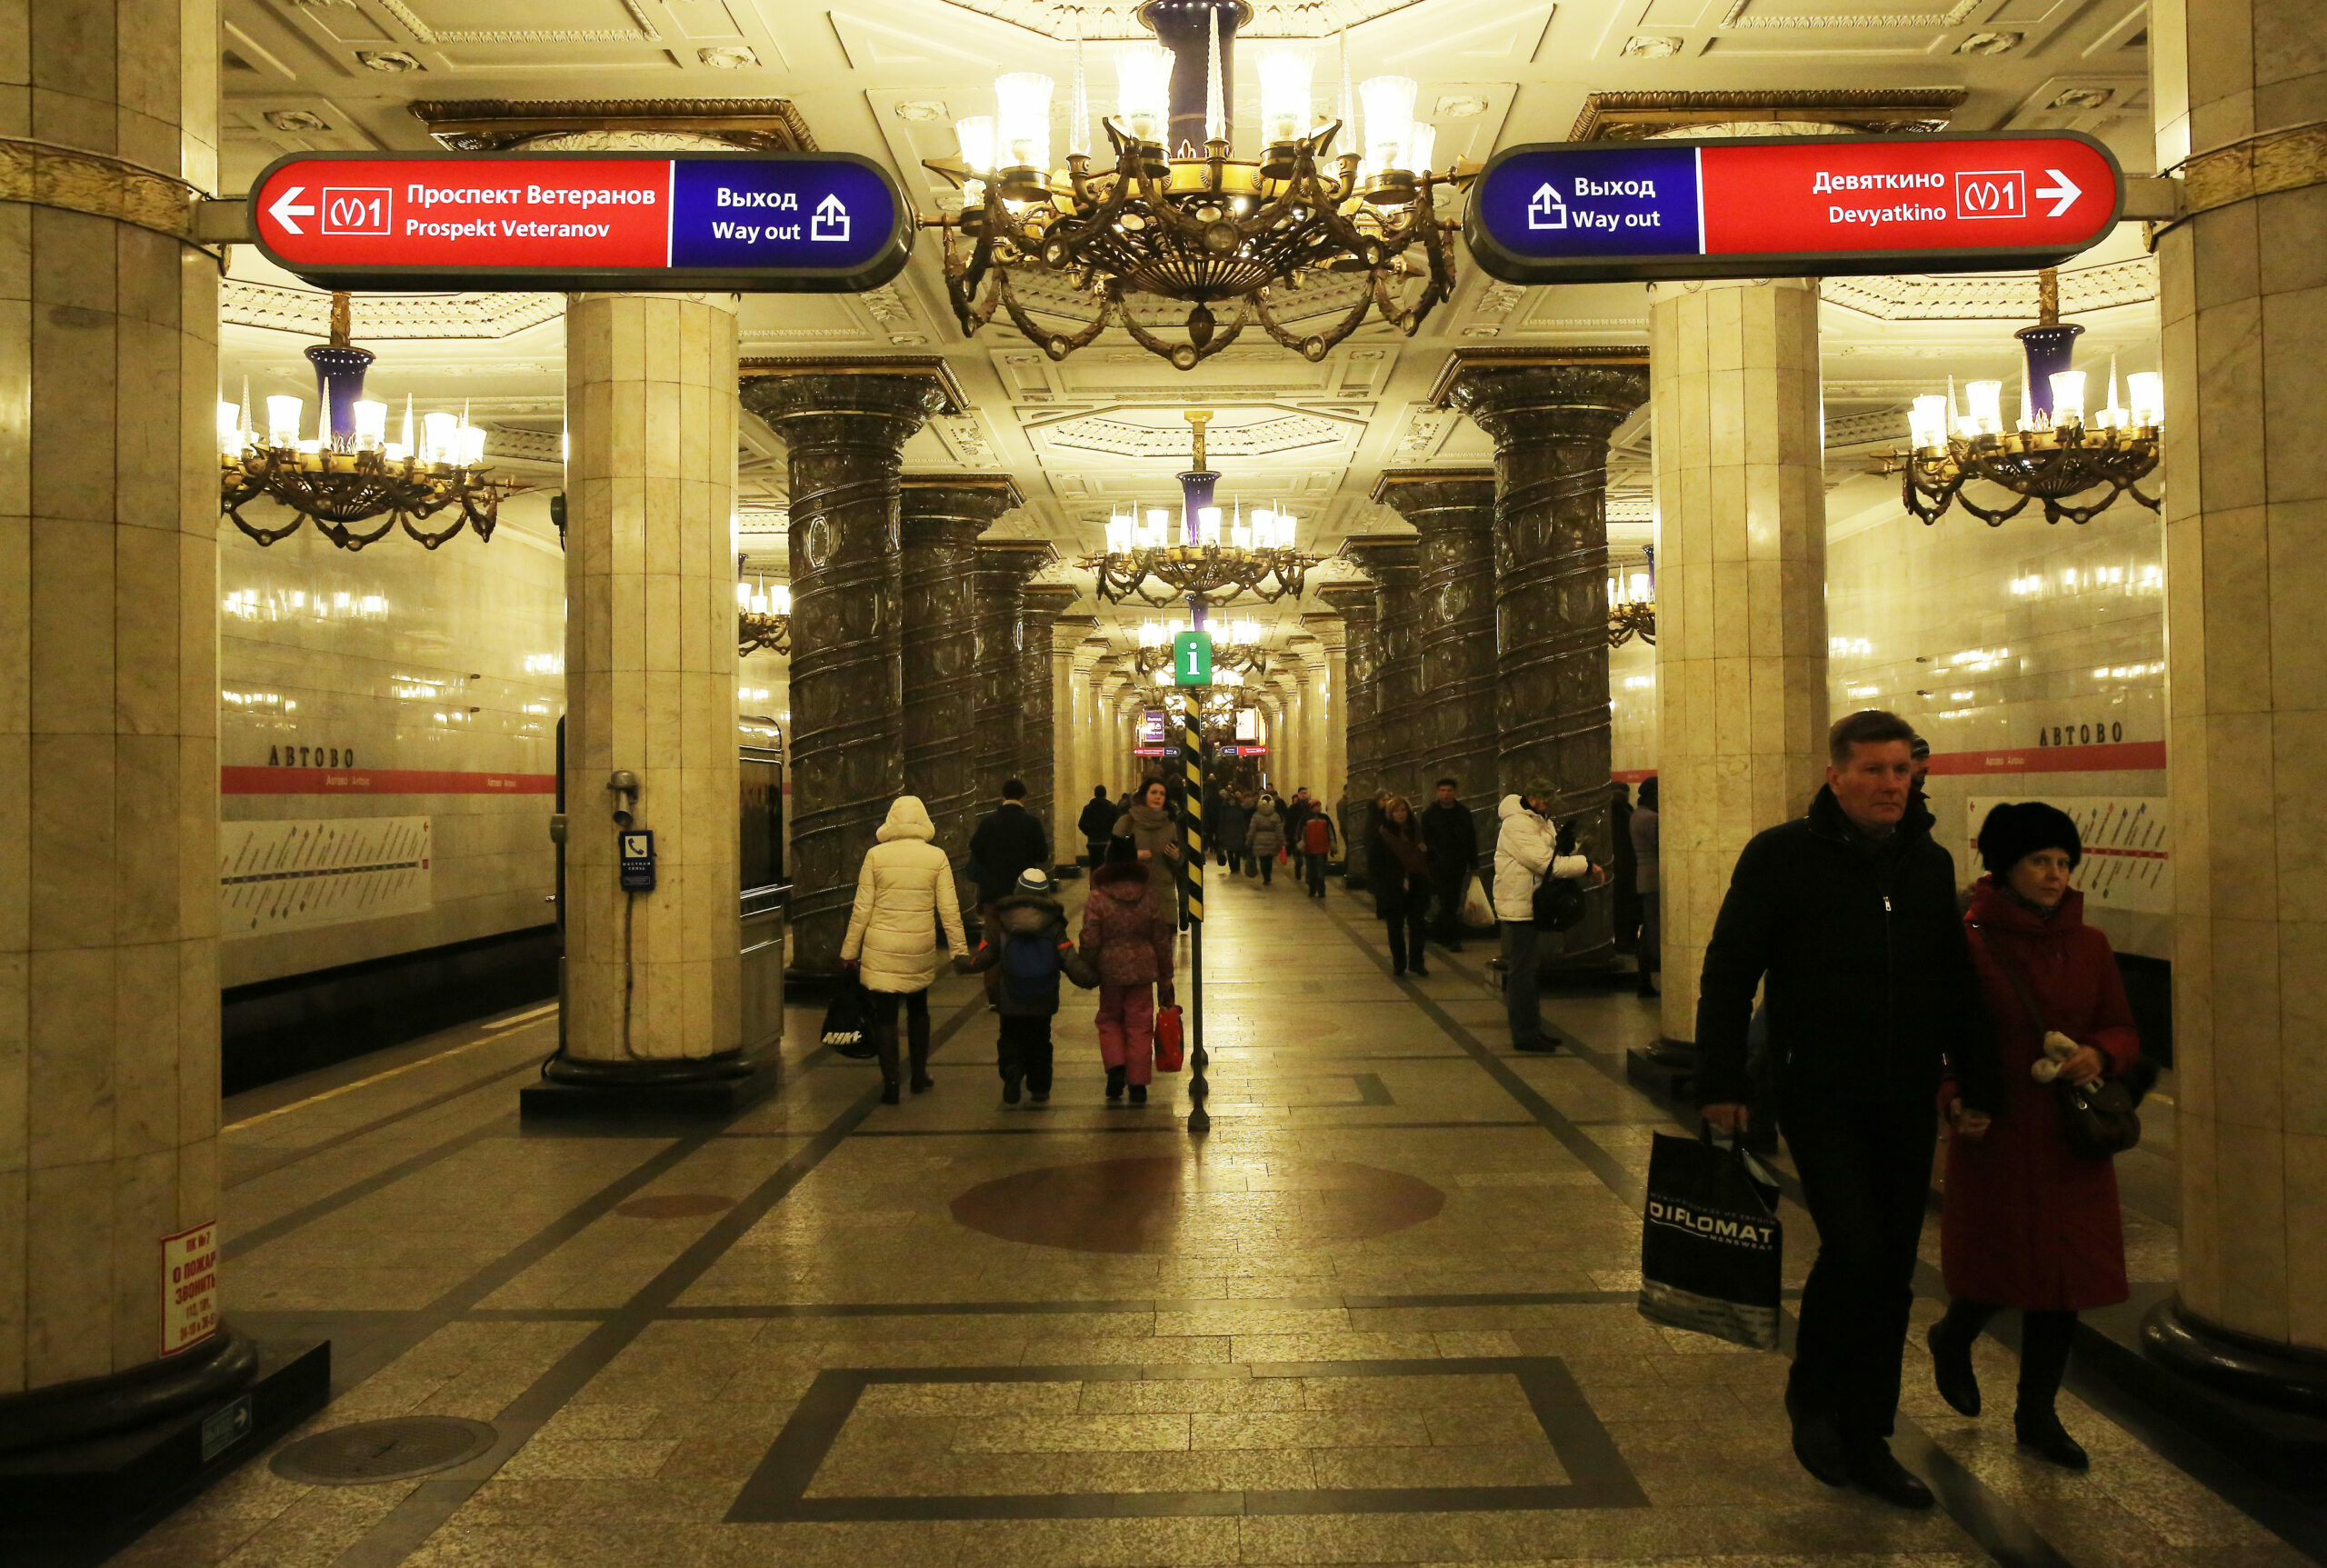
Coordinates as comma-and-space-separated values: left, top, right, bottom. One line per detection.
1245, 794, 1285, 885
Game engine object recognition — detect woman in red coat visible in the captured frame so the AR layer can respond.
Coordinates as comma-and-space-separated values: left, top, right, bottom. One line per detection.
1929, 802, 2141, 1473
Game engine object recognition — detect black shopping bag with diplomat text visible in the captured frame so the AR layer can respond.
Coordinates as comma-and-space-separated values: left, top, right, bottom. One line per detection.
1637, 1131, 1783, 1351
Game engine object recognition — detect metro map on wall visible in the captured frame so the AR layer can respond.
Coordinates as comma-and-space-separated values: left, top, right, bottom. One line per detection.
1965, 795, 2170, 914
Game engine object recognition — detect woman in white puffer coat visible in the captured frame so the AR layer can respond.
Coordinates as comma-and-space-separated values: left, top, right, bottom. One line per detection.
842, 795, 970, 1102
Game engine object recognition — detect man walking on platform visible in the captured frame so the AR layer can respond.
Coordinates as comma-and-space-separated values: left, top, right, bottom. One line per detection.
1695, 709, 2002, 1512
1282, 788, 1316, 884
1077, 784, 1119, 871
968, 779, 1052, 1006
1420, 778, 1478, 951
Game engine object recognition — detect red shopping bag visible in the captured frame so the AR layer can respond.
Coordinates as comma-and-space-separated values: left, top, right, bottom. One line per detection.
1154, 1004, 1185, 1072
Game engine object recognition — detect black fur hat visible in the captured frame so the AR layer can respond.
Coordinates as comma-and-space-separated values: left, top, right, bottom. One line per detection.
1977, 801, 2082, 877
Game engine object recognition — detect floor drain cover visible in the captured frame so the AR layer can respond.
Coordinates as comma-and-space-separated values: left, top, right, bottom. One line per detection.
271, 1416, 498, 1485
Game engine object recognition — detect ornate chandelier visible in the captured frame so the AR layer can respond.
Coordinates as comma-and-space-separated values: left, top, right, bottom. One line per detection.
1086, 412, 1316, 607
218, 292, 518, 551
737, 567, 792, 657
1889, 269, 2162, 527
1134, 614, 1270, 674
1608, 552, 1655, 648
921, 2, 1471, 370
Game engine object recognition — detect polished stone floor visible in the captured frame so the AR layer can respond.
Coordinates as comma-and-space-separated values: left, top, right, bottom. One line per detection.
117, 869, 2320, 1567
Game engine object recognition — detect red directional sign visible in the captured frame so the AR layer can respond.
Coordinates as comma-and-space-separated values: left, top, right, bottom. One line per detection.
1468, 131, 2124, 285
248, 150, 912, 293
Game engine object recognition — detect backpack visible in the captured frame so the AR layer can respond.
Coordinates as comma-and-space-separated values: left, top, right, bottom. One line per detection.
1000, 927, 1062, 1007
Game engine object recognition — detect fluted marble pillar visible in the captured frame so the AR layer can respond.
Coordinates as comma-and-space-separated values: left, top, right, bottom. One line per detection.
563, 293, 743, 1064
971, 542, 1053, 802
899, 477, 1019, 904
1646, 279, 1829, 1045
1379, 470, 1499, 871
740, 366, 953, 975
0, 0, 252, 1447
1439, 350, 1651, 964
1318, 583, 1382, 882
2142, 0, 2327, 1393
1017, 585, 1082, 863
1343, 537, 1424, 809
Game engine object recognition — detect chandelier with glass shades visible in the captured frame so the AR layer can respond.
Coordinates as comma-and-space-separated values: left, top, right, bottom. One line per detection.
921, 1, 1473, 370
1890, 269, 2163, 527
736, 566, 792, 657
1088, 412, 1316, 607
1134, 614, 1270, 674
1607, 553, 1656, 648
218, 293, 516, 551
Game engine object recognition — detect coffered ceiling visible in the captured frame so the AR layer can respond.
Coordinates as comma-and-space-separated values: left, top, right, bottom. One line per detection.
215, 0, 2162, 664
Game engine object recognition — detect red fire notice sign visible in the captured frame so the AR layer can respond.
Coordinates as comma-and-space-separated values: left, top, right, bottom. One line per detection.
249, 150, 913, 293
161, 1220, 221, 1354
1469, 131, 2124, 285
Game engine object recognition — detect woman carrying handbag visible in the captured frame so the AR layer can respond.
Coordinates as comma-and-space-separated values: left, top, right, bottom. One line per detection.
1930, 802, 2142, 1472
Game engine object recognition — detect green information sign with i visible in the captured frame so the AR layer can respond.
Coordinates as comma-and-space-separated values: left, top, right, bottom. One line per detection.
1173, 630, 1212, 687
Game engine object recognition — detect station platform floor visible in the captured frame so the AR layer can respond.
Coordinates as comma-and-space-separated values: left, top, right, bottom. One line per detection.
115, 869, 2322, 1567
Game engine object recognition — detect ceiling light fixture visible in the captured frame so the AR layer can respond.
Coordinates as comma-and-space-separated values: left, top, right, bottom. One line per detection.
736, 561, 793, 656
919, 1, 1476, 370
1607, 549, 1656, 647
218, 291, 517, 550
1886, 268, 2162, 526
1085, 412, 1316, 606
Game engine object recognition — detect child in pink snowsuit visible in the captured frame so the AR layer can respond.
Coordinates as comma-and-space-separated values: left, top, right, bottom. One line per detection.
1079, 838, 1177, 1106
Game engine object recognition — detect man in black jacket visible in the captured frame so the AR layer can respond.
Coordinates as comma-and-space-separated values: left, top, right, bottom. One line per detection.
1076, 784, 1118, 870
968, 779, 1052, 1004
1419, 778, 1478, 950
1697, 709, 2001, 1511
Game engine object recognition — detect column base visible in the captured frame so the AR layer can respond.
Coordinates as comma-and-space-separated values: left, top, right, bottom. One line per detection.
521, 1050, 779, 1120
0, 1335, 327, 1543
0, 1328, 258, 1455
2142, 1297, 2327, 1417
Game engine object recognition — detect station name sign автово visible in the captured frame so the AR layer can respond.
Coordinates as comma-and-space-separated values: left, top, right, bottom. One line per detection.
1466, 131, 2124, 285
249, 151, 914, 292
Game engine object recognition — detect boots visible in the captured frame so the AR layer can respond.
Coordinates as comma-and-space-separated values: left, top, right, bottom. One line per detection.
2014, 1409, 2090, 1471
1928, 1317, 1982, 1417
909, 1036, 934, 1094
1129, 1084, 1147, 1105
874, 1030, 902, 1105
1105, 1064, 1126, 1102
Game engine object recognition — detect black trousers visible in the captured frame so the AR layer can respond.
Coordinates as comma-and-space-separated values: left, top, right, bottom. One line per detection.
1429, 870, 1468, 942
1780, 1093, 1937, 1444
997, 1014, 1054, 1094
1383, 902, 1428, 973
1938, 1300, 2079, 1419
868, 987, 931, 1085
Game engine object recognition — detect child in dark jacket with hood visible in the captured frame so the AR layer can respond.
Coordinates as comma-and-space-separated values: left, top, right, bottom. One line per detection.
969, 867, 1096, 1106
1079, 837, 1178, 1105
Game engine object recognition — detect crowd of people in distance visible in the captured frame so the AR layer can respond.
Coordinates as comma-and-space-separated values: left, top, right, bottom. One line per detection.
833, 714, 2142, 1508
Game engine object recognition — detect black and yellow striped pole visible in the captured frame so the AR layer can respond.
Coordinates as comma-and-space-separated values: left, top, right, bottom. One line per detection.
1181, 687, 1210, 1134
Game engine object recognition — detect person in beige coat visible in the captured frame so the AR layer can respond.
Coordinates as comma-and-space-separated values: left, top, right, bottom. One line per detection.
841, 795, 970, 1103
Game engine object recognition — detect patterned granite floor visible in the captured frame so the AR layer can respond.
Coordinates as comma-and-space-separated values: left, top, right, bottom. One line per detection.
105, 870, 2322, 1567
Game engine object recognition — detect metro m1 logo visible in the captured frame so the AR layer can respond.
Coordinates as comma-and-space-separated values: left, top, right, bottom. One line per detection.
321, 187, 392, 235
1954, 170, 2026, 220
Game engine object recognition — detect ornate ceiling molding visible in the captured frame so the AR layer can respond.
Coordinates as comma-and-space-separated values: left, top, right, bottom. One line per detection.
376, 0, 664, 44
408, 98, 816, 153
1716, 0, 1980, 26
1569, 88, 1964, 142
1820, 257, 2156, 320
934, 0, 1421, 40
1039, 412, 1349, 459
221, 280, 564, 339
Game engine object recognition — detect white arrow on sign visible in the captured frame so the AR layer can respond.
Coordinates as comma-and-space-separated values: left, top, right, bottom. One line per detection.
2034, 168, 2082, 218
268, 185, 315, 235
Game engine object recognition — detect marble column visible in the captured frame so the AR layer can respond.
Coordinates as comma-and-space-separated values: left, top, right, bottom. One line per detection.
971, 542, 1054, 801
1303, 614, 1351, 820
2142, 0, 2327, 1392
562, 294, 743, 1069
1017, 584, 1083, 864
740, 365, 954, 975
1438, 350, 1651, 964
1343, 538, 1423, 809
1318, 583, 1382, 882
899, 477, 1019, 904
1645, 279, 1829, 1047
0, 0, 251, 1446
1378, 469, 1499, 872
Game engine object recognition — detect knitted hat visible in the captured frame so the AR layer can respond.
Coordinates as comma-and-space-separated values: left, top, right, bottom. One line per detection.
1977, 801, 2082, 877
1015, 866, 1054, 894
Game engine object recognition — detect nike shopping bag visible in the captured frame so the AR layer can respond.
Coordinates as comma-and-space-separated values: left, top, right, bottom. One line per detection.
1636, 1131, 1783, 1350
